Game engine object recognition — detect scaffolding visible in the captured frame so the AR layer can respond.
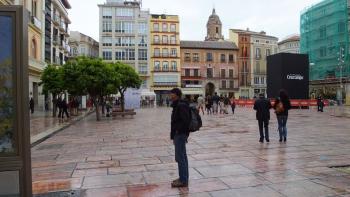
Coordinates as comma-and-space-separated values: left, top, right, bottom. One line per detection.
300, 0, 350, 81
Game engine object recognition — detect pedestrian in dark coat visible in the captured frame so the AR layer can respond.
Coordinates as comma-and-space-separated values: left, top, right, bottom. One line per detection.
29, 98, 35, 114
253, 93, 272, 143
170, 88, 190, 188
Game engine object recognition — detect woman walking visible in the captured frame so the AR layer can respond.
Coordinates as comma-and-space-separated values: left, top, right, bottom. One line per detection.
273, 90, 292, 142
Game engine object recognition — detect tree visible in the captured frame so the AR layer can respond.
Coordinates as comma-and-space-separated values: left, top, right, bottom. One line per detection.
112, 62, 142, 112
40, 65, 64, 117
73, 57, 120, 121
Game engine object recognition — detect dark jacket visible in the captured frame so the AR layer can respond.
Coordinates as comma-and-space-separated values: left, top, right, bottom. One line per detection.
273, 98, 292, 116
253, 97, 272, 120
171, 99, 190, 140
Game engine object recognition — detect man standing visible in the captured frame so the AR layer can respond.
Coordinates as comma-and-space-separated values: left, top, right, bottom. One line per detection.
212, 92, 220, 115
197, 95, 205, 115
170, 88, 190, 188
29, 97, 34, 114
253, 93, 272, 143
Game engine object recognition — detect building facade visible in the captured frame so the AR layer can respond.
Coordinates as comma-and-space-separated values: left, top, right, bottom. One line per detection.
98, 0, 152, 95
278, 35, 300, 54
301, 0, 350, 104
150, 14, 181, 103
180, 9, 239, 98
230, 29, 278, 98
180, 41, 239, 97
69, 31, 99, 58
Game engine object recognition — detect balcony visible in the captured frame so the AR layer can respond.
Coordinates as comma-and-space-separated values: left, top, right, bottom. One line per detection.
53, 35, 59, 46
153, 53, 178, 58
29, 57, 45, 71
65, 27, 70, 37
153, 82, 178, 87
62, 42, 70, 54
31, 16, 42, 30
52, 15, 60, 26
139, 71, 148, 75
153, 69, 179, 73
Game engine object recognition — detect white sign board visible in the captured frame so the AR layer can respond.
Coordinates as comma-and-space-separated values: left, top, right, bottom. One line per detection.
125, 88, 141, 109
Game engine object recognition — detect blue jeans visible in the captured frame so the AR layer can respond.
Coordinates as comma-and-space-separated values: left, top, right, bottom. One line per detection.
277, 116, 288, 138
174, 134, 189, 184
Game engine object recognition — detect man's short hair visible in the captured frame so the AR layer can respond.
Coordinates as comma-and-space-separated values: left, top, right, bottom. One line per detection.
170, 88, 182, 97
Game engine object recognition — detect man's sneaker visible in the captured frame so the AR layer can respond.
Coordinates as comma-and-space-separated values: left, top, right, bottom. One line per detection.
171, 179, 188, 188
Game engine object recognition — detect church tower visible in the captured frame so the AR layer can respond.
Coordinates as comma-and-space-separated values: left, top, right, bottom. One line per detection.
205, 8, 224, 41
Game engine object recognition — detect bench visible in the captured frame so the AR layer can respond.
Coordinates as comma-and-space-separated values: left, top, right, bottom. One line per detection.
111, 110, 136, 118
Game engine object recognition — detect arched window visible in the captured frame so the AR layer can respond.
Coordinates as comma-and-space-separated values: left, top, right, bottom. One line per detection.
31, 38, 37, 59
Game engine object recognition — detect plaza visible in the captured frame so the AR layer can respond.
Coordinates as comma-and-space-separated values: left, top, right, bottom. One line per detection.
31, 107, 350, 196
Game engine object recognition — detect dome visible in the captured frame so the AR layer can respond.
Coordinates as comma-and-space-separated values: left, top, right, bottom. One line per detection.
207, 9, 222, 25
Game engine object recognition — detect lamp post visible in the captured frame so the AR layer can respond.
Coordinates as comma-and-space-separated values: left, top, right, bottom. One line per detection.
338, 47, 345, 106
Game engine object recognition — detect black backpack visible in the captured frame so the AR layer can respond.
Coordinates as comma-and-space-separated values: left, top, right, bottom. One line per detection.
188, 106, 202, 132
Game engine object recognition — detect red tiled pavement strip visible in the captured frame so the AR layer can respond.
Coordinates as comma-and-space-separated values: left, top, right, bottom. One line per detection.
31, 107, 350, 196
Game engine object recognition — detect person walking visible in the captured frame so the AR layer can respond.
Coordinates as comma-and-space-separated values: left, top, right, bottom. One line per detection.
29, 97, 34, 114
253, 93, 272, 143
57, 97, 63, 118
61, 99, 70, 120
273, 90, 292, 142
230, 96, 236, 115
212, 93, 220, 115
205, 95, 213, 115
224, 96, 230, 114
170, 88, 190, 188
317, 96, 324, 112
197, 95, 205, 115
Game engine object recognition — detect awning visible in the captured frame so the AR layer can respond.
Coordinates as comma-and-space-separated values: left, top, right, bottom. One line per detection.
182, 89, 203, 95
141, 90, 156, 97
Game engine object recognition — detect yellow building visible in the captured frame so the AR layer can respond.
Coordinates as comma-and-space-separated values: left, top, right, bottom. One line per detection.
1, 0, 47, 109
150, 14, 181, 105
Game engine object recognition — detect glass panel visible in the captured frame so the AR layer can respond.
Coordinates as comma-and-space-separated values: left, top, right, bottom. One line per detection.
0, 15, 16, 155
0, 171, 19, 196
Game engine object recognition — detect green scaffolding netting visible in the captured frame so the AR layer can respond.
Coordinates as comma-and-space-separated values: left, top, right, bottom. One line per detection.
300, 0, 350, 81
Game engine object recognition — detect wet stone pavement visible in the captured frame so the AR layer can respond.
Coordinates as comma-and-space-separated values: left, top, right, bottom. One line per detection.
31, 107, 350, 197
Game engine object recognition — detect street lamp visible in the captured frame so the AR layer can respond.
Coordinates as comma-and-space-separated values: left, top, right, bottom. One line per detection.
337, 47, 345, 105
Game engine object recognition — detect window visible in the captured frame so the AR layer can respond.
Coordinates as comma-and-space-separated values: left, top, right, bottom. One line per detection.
221, 69, 226, 78
193, 53, 199, 62
162, 48, 169, 57
194, 69, 199, 77
103, 21, 112, 32
319, 26, 326, 38
31, 38, 37, 59
138, 49, 147, 60
102, 50, 112, 60
221, 54, 226, 63
170, 24, 176, 32
185, 69, 190, 76
162, 61, 169, 71
154, 61, 160, 71
185, 53, 191, 62
31, 0, 37, 17
266, 49, 271, 57
102, 8, 112, 18
115, 21, 134, 33
221, 80, 226, 89
171, 48, 177, 57
261, 77, 265, 85
207, 68, 213, 78
138, 36, 147, 47
115, 49, 135, 60
154, 35, 160, 44
162, 35, 168, 44
229, 69, 234, 78
81, 47, 86, 55
138, 64, 148, 75
102, 37, 112, 46
229, 81, 234, 89
216, 27, 219, 34
254, 77, 260, 85
138, 22, 147, 34
207, 53, 213, 62
162, 23, 168, 32
115, 37, 135, 46
171, 61, 177, 71
319, 47, 327, 57
229, 54, 234, 63
170, 36, 176, 44
255, 48, 261, 59
154, 48, 160, 57
116, 8, 134, 17
153, 23, 159, 32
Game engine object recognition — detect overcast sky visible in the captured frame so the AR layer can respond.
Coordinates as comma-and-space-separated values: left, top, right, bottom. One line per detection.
68, 0, 322, 42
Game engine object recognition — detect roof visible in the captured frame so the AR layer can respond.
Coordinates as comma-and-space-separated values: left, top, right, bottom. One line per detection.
61, 0, 71, 9
230, 29, 278, 40
180, 41, 238, 50
278, 35, 300, 45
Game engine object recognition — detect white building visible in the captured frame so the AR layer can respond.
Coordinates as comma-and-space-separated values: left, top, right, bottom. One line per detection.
69, 31, 99, 58
98, 0, 153, 97
278, 35, 300, 54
